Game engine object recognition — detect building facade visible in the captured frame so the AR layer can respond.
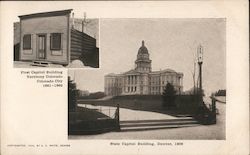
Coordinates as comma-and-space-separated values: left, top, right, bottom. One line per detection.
104, 41, 184, 96
17, 9, 99, 67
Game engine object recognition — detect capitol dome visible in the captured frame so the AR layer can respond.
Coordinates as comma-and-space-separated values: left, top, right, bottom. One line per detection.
138, 40, 149, 54
137, 40, 150, 60
135, 40, 152, 72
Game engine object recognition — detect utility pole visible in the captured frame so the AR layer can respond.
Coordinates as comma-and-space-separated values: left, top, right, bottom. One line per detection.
197, 45, 203, 94
192, 53, 196, 94
73, 70, 76, 82
82, 12, 90, 33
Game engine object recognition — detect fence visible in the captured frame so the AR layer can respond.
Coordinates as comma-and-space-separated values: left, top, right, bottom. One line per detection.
194, 96, 217, 125
70, 28, 99, 68
69, 104, 120, 135
79, 104, 119, 120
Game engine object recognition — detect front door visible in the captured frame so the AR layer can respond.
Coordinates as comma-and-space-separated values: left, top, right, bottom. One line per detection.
37, 35, 46, 59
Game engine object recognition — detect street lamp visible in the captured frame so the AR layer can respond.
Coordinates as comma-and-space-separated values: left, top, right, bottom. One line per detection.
197, 45, 203, 94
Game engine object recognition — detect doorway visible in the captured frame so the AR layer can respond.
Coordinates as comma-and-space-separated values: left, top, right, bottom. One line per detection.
37, 35, 46, 60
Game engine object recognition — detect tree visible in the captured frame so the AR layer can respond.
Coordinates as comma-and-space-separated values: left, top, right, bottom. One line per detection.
215, 89, 226, 96
162, 82, 176, 107
68, 77, 78, 112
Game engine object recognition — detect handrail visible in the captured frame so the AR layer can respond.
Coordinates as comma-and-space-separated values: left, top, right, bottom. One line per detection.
210, 96, 226, 103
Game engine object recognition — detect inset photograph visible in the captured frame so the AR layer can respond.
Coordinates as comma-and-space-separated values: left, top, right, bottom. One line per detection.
14, 9, 99, 68
68, 18, 226, 140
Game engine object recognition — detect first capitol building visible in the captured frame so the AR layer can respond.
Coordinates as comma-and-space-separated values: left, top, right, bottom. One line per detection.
104, 41, 184, 96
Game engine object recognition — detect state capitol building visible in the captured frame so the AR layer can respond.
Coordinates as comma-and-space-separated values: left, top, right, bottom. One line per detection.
104, 41, 184, 96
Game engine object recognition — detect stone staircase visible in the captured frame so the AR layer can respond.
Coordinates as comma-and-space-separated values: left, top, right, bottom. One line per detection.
120, 118, 199, 132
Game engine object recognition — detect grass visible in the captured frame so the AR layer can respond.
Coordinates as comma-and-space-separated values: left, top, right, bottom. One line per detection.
68, 106, 119, 135
77, 95, 202, 117
69, 106, 109, 122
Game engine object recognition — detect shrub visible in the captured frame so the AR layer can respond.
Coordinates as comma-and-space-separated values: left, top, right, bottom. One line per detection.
162, 82, 176, 107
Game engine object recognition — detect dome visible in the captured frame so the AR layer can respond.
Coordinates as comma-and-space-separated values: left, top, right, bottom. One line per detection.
135, 40, 152, 72
138, 40, 149, 54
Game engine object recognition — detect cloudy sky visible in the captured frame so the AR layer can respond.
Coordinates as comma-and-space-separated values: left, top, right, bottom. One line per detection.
69, 18, 226, 95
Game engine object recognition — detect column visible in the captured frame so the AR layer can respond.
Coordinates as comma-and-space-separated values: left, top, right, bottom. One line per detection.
132, 75, 134, 85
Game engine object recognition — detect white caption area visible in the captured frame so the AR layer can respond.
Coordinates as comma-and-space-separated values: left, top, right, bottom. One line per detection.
2, 68, 68, 147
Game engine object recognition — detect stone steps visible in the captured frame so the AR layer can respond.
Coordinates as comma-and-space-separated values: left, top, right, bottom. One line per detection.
31, 61, 51, 67
120, 118, 199, 132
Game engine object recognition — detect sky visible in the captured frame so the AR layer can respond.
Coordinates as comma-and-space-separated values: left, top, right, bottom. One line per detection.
12, 6, 99, 46
69, 18, 226, 95
6, 2, 226, 95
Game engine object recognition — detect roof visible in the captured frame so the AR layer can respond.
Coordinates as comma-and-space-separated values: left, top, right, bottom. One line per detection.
150, 69, 183, 75
161, 68, 176, 73
106, 68, 183, 76
105, 73, 122, 77
105, 73, 116, 76
123, 69, 141, 75
105, 69, 143, 77
19, 9, 73, 20
137, 40, 149, 55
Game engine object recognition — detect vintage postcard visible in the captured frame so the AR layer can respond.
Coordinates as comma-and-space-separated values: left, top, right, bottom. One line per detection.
0, 1, 249, 155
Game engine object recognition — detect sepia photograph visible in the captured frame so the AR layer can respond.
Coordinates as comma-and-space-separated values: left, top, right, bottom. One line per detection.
1, 1, 248, 155
13, 9, 99, 68
68, 18, 226, 139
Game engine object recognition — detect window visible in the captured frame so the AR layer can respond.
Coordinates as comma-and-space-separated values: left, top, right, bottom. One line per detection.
50, 33, 61, 50
23, 34, 31, 50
